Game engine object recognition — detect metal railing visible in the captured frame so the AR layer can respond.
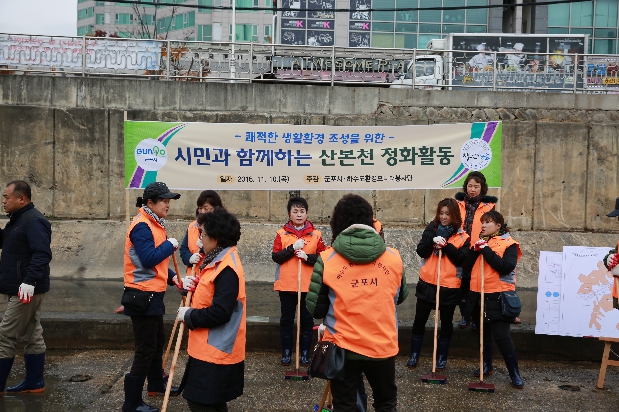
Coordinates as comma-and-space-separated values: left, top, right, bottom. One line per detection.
1, 33, 619, 93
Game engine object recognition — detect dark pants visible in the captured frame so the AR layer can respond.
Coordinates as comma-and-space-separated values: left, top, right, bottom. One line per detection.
279, 291, 313, 337
130, 315, 165, 376
330, 357, 397, 412
411, 298, 456, 339
459, 271, 472, 318
482, 319, 515, 356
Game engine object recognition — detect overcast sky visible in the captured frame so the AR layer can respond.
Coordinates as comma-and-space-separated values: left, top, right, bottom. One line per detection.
0, 0, 77, 37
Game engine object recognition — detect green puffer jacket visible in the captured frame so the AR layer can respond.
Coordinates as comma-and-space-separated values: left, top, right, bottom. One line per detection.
306, 224, 409, 360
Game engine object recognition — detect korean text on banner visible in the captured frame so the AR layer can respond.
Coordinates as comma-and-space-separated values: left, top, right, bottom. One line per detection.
124, 121, 502, 190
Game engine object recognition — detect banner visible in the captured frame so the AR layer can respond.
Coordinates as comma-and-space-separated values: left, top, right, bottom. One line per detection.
124, 121, 501, 190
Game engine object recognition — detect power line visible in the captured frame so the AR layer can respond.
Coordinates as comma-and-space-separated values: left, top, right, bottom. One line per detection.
99, 0, 593, 13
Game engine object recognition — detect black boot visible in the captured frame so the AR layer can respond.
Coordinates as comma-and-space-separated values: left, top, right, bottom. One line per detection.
474, 343, 494, 377
406, 334, 424, 368
503, 350, 524, 389
299, 331, 313, 366
458, 301, 469, 329
280, 333, 293, 366
146, 361, 179, 397
0, 358, 14, 393
7, 353, 45, 393
435, 338, 450, 370
122, 374, 159, 412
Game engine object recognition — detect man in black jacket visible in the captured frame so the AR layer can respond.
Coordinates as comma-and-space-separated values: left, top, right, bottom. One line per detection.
0, 180, 52, 394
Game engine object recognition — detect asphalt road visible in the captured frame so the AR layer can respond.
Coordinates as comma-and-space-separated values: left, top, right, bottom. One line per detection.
3, 349, 618, 411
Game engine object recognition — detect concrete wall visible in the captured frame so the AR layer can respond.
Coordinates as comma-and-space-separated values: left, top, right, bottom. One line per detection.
2, 75, 619, 285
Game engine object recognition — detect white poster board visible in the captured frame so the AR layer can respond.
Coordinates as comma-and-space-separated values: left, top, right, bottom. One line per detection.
536, 247, 619, 338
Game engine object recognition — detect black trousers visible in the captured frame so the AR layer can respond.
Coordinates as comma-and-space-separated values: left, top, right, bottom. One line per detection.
330, 357, 397, 412
411, 298, 456, 339
279, 291, 314, 337
130, 315, 165, 376
187, 401, 228, 412
482, 319, 515, 356
459, 271, 472, 318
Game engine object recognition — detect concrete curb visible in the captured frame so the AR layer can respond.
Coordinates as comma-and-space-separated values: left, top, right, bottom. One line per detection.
39, 313, 606, 362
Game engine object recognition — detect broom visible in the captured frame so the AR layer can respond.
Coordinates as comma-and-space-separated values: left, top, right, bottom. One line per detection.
161, 254, 187, 374
285, 259, 309, 381
468, 255, 495, 393
421, 249, 447, 384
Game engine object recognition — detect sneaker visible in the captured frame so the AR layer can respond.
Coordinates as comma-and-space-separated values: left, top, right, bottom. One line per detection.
458, 317, 469, 329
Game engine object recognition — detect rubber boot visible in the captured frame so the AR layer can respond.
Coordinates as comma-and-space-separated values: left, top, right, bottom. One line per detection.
406, 334, 424, 368
7, 353, 45, 393
0, 358, 14, 393
146, 360, 179, 397
503, 350, 524, 389
280, 333, 293, 366
122, 374, 159, 412
474, 343, 494, 377
299, 331, 313, 366
435, 338, 450, 370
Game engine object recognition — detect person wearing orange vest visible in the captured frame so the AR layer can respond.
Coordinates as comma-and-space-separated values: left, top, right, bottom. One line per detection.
373, 217, 385, 241
307, 194, 408, 412
604, 198, 619, 308
407, 198, 470, 370
454, 171, 497, 329
179, 190, 223, 275
122, 182, 182, 412
176, 208, 245, 411
272, 196, 326, 366
463, 210, 523, 389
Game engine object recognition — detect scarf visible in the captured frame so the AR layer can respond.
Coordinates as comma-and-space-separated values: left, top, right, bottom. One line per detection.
142, 205, 166, 229
463, 194, 481, 236
199, 246, 225, 271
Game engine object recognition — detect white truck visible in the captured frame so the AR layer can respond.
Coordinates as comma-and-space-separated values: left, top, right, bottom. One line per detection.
391, 33, 589, 92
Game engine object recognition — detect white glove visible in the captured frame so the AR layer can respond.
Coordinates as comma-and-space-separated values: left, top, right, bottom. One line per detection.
177, 307, 190, 322
182, 275, 199, 292
295, 250, 308, 261
433, 236, 447, 248
18, 283, 35, 304
606, 253, 619, 270
612, 266, 619, 277
292, 239, 305, 250
168, 238, 179, 250
196, 238, 203, 249
318, 323, 326, 341
189, 253, 202, 264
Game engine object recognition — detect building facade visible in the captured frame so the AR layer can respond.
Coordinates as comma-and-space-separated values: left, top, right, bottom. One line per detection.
76, 0, 619, 53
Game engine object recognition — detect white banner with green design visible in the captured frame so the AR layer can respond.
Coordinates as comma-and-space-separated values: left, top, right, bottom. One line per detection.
124, 121, 501, 190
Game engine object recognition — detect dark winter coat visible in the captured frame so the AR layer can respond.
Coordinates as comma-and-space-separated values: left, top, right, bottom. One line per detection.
415, 221, 470, 306
0, 203, 52, 295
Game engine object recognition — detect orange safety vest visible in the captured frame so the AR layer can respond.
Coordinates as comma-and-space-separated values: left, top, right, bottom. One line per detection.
457, 199, 495, 244
470, 234, 522, 294
613, 241, 619, 299
188, 246, 246, 365
419, 228, 469, 289
321, 247, 404, 358
124, 208, 170, 292
274, 228, 323, 292
185, 220, 205, 275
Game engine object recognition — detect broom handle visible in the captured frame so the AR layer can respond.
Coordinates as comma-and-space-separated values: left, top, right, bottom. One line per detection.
172, 253, 182, 285
162, 289, 193, 412
162, 265, 194, 371
479, 255, 485, 383
318, 381, 330, 411
432, 249, 442, 374
296, 258, 302, 372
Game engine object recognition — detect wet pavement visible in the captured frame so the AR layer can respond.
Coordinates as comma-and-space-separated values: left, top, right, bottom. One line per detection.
2, 349, 618, 411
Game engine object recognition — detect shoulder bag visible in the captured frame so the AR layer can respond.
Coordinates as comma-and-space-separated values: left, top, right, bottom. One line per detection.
121, 287, 154, 312
308, 341, 346, 381
500, 291, 522, 318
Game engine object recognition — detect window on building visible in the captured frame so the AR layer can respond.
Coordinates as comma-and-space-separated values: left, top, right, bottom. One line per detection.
137, 14, 155, 26
234, 24, 258, 41
77, 25, 95, 36
197, 24, 213, 41
115, 13, 134, 25
96, 14, 105, 25
78, 7, 95, 20
78, 0, 89, 3
264, 24, 272, 43
571, 2, 593, 27
265, 0, 273, 14
595, 0, 618, 28
237, 0, 253, 13
198, 0, 213, 13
